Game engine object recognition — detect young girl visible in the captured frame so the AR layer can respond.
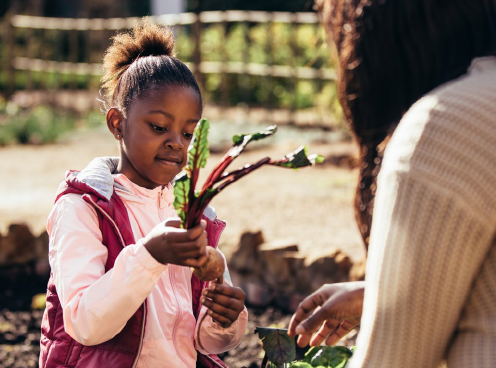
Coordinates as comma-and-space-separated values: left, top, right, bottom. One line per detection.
39, 21, 247, 368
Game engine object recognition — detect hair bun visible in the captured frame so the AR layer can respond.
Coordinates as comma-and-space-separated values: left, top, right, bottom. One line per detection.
101, 19, 175, 98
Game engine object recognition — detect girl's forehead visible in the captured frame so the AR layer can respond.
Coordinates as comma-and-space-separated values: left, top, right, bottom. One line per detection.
129, 85, 202, 115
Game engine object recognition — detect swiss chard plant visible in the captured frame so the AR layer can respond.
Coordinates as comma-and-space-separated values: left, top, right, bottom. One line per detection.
173, 118, 324, 231
173, 118, 324, 353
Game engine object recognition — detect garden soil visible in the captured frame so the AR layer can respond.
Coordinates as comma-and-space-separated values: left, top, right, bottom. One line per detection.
0, 127, 363, 368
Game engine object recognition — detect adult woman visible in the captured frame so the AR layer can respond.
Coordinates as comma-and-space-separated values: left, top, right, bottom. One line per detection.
289, 1, 496, 367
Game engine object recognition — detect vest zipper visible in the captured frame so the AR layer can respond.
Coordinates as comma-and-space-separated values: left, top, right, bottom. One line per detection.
158, 188, 164, 222
169, 266, 190, 367
84, 195, 147, 368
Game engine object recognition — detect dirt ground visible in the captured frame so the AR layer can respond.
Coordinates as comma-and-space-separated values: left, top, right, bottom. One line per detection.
0, 123, 364, 368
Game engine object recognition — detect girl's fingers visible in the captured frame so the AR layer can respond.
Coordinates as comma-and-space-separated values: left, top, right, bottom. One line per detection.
175, 244, 207, 260
201, 292, 244, 312
184, 254, 208, 268
162, 223, 206, 243
169, 237, 207, 255
206, 310, 233, 328
201, 296, 241, 322
208, 283, 246, 300
163, 218, 181, 228
203, 285, 245, 305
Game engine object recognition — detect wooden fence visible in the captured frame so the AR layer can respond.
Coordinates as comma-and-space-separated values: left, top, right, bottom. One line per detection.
1, 11, 340, 127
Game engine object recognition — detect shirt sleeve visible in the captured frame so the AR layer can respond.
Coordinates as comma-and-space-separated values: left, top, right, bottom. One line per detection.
348, 170, 495, 368
47, 194, 167, 346
194, 250, 248, 355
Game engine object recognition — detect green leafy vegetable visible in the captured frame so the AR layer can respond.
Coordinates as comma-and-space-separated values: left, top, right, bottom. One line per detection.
255, 327, 295, 366
231, 125, 278, 157
270, 146, 325, 169
171, 172, 190, 227
289, 346, 354, 368
288, 363, 312, 368
173, 119, 323, 230
187, 118, 210, 191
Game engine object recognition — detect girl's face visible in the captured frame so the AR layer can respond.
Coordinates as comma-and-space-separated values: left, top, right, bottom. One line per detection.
107, 85, 202, 189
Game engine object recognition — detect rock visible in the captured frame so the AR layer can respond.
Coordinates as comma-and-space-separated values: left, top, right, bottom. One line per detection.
259, 240, 299, 253
273, 290, 306, 313
228, 230, 265, 277
34, 231, 50, 278
304, 249, 353, 292
35, 231, 49, 260
258, 240, 303, 290
229, 231, 358, 309
0, 224, 37, 265
245, 280, 274, 307
349, 257, 366, 281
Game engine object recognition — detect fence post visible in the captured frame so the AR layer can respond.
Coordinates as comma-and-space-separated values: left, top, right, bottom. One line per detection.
192, 13, 204, 94
289, 13, 299, 125
241, 20, 250, 104
220, 12, 229, 106
25, 27, 35, 90
69, 29, 78, 90
4, 11, 16, 99
264, 12, 274, 120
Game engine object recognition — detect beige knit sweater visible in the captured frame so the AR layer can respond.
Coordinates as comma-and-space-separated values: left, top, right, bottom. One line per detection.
349, 57, 496, 368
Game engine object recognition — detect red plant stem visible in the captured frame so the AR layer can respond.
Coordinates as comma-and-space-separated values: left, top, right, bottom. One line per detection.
189, 169, 200, 206
261, 354, 268, 368
196, 312, 209, 351
202, 154, 234, 191
184, 154, 233, 229
214, 157, 270, 192
218, 157, 284, 182
185, 157, 271, 229
188, 157, 271, 228
267, 158, 290, 165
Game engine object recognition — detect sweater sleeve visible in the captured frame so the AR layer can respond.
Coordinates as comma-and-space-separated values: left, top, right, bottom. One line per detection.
194, 250, 248, 355
348, 172, 495, 368
47, 193, 167, 346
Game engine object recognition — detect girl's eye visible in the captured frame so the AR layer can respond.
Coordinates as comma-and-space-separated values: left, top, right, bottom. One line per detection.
183, 132, 194, 140
151, 124, 166, 132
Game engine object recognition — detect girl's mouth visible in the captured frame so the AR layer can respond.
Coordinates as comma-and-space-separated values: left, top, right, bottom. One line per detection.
155, 157, 182, 167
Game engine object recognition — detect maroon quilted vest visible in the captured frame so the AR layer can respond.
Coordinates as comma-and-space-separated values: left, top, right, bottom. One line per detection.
39, 171, 228, 368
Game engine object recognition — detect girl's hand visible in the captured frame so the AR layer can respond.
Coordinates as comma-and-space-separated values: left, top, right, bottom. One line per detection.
288, 281, 365, 347
201, 282, 246, 328
143, 218, 208, 268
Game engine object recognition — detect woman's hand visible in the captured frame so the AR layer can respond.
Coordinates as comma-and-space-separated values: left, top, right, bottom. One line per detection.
143, 218, 208, 268
288, 281, 365, 347
201, 282, 246, 328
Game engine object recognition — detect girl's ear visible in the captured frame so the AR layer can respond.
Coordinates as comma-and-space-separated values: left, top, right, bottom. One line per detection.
107, 108, 124, 140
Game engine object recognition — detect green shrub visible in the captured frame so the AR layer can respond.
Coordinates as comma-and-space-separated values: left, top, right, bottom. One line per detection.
0, 103, 77, 145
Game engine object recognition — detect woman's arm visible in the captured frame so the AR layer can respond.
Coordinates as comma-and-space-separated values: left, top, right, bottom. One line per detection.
48, 194, 167, 346
348, 165, 495, 368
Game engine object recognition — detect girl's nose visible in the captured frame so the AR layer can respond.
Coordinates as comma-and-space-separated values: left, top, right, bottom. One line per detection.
165, 135, 184, 150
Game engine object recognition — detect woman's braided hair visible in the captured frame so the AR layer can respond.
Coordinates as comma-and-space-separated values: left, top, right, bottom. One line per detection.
317, 0, 496, 249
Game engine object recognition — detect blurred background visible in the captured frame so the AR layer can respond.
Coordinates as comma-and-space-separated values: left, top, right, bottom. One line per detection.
0, 1, 364, 367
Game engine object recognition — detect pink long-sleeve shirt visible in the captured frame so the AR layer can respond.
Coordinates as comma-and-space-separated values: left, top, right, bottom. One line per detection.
47, 173, 247, 368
